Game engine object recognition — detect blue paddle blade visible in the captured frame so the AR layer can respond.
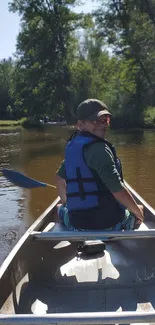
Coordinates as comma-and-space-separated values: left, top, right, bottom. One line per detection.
2, 169, 47, 189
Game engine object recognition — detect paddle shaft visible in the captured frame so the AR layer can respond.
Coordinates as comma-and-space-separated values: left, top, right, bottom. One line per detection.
2, 168, 57, 189
45, 183, 56, 189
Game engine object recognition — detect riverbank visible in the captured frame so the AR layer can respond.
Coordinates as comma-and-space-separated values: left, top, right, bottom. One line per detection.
0, 118, 45, 129
0, 118, 69, 129
1, 112, 155, 129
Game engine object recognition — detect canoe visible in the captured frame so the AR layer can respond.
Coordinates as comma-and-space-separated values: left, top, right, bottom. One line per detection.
1, 181, 155, 324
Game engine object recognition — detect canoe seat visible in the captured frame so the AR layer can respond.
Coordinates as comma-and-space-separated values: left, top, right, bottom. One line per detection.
32, 222, 155, 241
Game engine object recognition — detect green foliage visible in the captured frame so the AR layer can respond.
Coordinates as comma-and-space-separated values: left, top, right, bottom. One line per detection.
1, 0, 155, 128
94, 0, 155, 125
9, 0, 86, 121
143, 107, 155, 128
0, 58, 15, 119
21, 116, 42, 128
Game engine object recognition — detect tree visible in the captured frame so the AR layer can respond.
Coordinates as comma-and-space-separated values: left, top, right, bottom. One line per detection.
94, 0, 155, 124
0, 58, 15, 119
70, 29, 137, 124
9, 0, 85, 121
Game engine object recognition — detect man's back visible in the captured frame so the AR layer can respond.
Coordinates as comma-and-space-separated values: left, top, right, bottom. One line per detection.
56, 98, 144, 230
57, 131, 125, 229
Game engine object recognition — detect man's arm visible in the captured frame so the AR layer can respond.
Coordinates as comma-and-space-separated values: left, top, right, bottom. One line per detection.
113, 185, 144, 222
85, 142, 144, 222
56, 174, 66, 205
56, 160, 67, 205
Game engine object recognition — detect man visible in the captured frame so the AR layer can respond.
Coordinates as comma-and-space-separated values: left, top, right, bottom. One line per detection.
56, 99, 144, 230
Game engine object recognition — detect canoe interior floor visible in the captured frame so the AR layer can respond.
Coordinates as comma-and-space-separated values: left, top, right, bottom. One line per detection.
15, 231, 155, 315
17, 279, 155, 314
8, 221, 155, 316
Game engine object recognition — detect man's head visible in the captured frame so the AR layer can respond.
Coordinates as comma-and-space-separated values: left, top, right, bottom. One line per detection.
77, 99, 112, 135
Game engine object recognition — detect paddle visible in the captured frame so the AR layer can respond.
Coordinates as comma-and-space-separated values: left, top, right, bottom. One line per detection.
2, 168, 56, 189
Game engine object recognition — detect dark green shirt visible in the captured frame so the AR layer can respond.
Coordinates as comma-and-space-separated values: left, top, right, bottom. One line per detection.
56, 141, 123, 193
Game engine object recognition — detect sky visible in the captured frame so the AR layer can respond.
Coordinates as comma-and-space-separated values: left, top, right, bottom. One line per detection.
0, 0, 98, 60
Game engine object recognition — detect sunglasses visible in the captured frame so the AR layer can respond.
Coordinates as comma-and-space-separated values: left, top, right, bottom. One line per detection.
95, 115, 111, 124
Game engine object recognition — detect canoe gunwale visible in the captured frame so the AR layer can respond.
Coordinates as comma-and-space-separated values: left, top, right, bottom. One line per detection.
1, 181, 155, 279
124, 181, 155, 215
1, 181, 155, 280
1, 311, 155, 324
1, 183, 155, 322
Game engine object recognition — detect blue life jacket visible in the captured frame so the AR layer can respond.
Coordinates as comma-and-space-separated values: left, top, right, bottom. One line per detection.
65, 131, 124, 212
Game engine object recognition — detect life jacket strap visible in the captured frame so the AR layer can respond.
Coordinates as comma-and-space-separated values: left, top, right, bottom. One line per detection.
67, 190, 101, 198
76, 167, 85, 200
67, 177, 95, 183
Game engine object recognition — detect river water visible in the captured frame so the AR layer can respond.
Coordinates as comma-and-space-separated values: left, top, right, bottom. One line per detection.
0, 126, 155, 264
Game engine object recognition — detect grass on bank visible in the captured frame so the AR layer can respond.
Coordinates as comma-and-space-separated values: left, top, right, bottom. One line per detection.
0, 117, 43, 128
0, 117, 52, 128
0, 117, 49, 129
0, 118, 26, 127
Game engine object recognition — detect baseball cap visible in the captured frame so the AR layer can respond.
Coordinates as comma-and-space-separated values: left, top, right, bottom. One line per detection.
77, 99, 112, 121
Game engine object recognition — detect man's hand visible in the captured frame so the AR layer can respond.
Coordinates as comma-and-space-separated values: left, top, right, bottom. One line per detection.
113, 186, 145, 223
134, 205, 144, 224
56, 175, 67, 205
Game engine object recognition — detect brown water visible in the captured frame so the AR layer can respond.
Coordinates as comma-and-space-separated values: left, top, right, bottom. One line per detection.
0, 126, 155, 264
